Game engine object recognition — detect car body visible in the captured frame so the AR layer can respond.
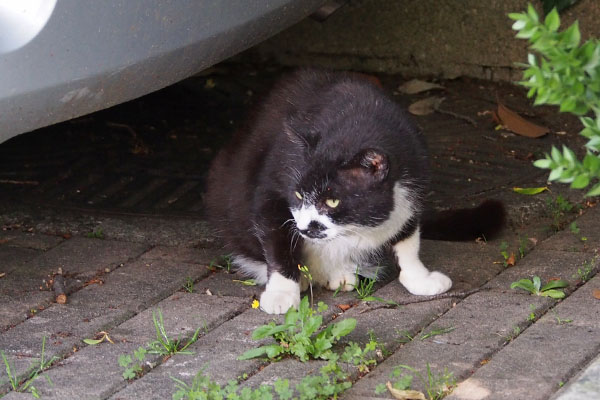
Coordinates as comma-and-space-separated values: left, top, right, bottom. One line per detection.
0, 0, 326, 143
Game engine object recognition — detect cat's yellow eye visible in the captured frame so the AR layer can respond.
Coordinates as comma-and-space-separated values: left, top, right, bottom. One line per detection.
325, 198, 340, 208
294, 191, 303, 200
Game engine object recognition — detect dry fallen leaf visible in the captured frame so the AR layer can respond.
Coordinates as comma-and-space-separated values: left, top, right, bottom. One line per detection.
387, 382, 426, 400
494, 101, 549, 138
398, 79, 445, 94
337, 304, 351, 311
408, 96, 445, 116
506, 253, 516, 267
593, 288, 600, 300
0, 272, 5, 278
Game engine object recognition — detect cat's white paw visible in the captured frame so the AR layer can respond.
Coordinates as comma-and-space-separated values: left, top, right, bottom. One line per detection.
260, 271, 301, 314
259, 290, 300, 314
327, 272, 357, 292
399, 270, 452, 296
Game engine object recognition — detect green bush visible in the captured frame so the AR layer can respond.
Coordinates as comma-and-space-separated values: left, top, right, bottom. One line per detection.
509, 5, 600, 196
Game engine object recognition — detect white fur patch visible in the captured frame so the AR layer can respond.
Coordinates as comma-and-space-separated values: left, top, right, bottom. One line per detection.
291, 204, 339, 239
260, 272, 301, 314
394, 228, 452, 295
232, 255, 268, 285
300, 183, 416, 289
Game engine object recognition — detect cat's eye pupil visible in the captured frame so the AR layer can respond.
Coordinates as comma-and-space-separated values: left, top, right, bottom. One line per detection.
325, 198, 340, 208
295, 191, 303, 200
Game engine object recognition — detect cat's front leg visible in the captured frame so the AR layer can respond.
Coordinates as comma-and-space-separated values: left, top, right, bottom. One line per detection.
257, 218, 303, 314
394, 227, 452, 295
260, 271, 301, 314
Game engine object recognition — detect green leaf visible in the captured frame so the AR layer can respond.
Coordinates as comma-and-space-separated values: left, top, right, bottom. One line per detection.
548, 167, 565, 181
512, 19, 528, 30
122, 368, 136, 380
570, 174, 590, 189
317, 301, 328, 313
298, 296, 310, 317
562, 22, 581, 48
541, 289, 566, 299
512, 186, 549, 195
251, 323, 288, 340
284, 308, 299, 327
562, 146, 577, 164
527, 3, 540, 22
237, 346, 271, 360
510, 279, 536, 294
330, 318, 357, 339
533, 276, 542, 292
541, 279, 569, 291
551, 146, 562, 162
544, 8, 560, 32
314, 336, 333, 354
265, 344, 284, 359
83, 338, 103, 345
586, 183, 600, 197
533, 158, 553, 169
133, 347, 147, 362
118, 354, 132, 368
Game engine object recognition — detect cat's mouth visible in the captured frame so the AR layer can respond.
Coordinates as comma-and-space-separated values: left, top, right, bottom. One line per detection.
297, 228, 339, 243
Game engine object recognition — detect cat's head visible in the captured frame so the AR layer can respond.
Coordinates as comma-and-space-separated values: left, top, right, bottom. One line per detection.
288, 148, 396, 242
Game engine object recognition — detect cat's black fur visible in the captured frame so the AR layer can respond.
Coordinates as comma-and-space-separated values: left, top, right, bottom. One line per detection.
205, 69, 504, 313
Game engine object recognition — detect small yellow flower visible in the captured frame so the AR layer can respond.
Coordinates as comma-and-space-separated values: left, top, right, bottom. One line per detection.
251, 299, 260, 309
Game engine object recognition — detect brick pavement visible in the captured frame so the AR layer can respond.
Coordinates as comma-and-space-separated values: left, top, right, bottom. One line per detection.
0, 203, 598, 399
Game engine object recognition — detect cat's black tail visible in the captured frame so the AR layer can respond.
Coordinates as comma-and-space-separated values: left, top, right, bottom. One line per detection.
420, 200, 506, 241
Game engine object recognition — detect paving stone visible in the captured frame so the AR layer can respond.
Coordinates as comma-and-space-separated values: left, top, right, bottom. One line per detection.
139, 245, 219, 264
0, 231, 64, 251
32, 236, 149, 279
537, 206, 600, 254
0, 292, 54, 332
448, 275, 600, 400
485, 250, 594, 291
67, 259, 209, 313
553, 354, 600, 400
338, 296, 453, 350
27, 342, 161, 400
343, 290, 553, 398
0, 392, 33, 399
198, 270, 264, 298
417, 240, 503, 293
0, 304, 129, 361
111, 293, 249, 343
108, 309, 277, 399
0, 245, 40, 275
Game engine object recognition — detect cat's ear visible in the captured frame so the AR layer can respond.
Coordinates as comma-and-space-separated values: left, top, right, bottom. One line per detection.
341, 148, 389, 184
284, 112, 319, 150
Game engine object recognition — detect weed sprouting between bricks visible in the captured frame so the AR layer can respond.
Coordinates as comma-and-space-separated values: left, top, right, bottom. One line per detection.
171, 356, 351, 400
397, 326, 456, 344
1, 336, 57, 398
238, 296, 356, 362
118, 309, 204, 380
510, 276, 569, 298
208, 254, 234, 273
173, 298, 392, 399
375, 363, 455, 400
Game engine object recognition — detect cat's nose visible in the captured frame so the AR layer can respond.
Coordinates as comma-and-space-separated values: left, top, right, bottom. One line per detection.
300, 221, 327, 239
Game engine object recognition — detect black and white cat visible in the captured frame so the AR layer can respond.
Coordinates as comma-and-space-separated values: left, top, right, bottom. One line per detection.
205, 69, 503, 314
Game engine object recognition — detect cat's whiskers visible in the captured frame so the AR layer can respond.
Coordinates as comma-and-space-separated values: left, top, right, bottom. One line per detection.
281, 218, 296, 229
